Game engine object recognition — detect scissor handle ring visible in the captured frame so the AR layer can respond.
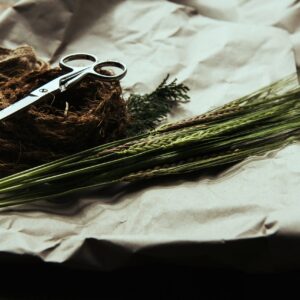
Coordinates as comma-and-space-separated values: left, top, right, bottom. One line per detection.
93, 61, 127, 81
59, 53, 98, 70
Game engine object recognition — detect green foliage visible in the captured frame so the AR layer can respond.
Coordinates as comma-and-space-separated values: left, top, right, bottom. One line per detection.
126, 75, 189, 136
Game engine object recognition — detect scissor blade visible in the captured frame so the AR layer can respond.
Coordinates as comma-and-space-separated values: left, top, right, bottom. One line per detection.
0, 78, 61, 121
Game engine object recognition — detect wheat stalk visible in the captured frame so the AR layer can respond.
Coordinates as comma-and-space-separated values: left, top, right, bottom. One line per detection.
0, 75, 299, 208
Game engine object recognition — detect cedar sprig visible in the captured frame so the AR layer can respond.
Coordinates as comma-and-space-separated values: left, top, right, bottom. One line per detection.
126, 75, 189, 135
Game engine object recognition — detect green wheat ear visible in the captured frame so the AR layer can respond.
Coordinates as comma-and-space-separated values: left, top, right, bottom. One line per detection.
0, 73, 299, 208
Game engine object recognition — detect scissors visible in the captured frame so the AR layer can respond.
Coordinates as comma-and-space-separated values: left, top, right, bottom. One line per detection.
0, 53, 127, 121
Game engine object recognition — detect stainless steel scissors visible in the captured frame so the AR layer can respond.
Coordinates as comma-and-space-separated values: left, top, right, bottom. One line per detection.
0, 53, 127, 121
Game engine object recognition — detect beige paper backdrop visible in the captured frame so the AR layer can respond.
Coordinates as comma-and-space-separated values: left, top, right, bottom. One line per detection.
0, 0, 300, 271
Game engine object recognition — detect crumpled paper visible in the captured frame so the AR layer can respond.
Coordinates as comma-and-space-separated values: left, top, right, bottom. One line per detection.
0, 0, 300, 272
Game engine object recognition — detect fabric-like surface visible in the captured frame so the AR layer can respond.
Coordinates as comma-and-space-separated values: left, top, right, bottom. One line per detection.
0, 0, 300, 271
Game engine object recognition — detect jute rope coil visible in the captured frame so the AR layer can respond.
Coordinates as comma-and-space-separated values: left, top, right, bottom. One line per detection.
0, 45, 128, 175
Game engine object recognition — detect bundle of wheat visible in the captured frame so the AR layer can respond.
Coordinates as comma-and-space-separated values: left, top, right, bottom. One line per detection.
0, 75, 298, 208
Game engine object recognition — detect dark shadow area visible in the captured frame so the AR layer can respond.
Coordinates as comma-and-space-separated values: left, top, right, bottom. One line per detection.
0, 255, 300, 299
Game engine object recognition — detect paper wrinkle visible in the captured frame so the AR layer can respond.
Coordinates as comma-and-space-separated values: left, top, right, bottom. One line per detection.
171, 0, 300, 68
170, 0, 239, 22
0, 0, 74, 60
0, 0, 300, 270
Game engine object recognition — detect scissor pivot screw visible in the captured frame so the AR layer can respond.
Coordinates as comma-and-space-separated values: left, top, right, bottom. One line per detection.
39, 88, 48, 93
